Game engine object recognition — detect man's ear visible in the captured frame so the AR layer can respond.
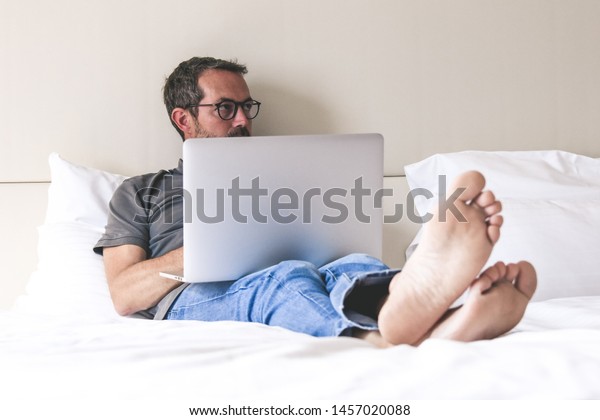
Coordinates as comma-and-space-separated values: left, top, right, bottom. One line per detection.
171, 108, 193, 137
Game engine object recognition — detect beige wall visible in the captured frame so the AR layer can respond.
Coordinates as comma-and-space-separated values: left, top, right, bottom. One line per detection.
0, 183, 47, 308
1, 0, 600, 181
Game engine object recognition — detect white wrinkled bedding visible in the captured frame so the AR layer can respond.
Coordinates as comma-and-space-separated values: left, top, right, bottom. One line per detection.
2, 296, 600, 400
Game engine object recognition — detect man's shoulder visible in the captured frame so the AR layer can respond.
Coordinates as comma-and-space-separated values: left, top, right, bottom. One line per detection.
119, 165, 182, 189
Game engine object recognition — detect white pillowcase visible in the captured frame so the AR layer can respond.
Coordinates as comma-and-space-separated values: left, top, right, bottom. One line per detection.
44, 153, 126, 226
14, 154, 125, 321
404, 150, 600, 301
488, 198, 600, 301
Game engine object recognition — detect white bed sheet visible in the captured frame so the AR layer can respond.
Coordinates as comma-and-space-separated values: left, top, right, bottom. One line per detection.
1, 296, 600, 401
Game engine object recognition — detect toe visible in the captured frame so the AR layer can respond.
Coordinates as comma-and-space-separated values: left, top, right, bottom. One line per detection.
479, 262, 501, 282
483, 201, 502, 217
476, 278, 493, 294
474, 190, 496, 208
493, 261, 507, 279
513, 261, 537, 299
505, 263, 520, 280
471, 275, 493, 294
473, 261, 507, 293
449, 171, 486, 202
488, 214, 504, 227
487, 224, 501, 244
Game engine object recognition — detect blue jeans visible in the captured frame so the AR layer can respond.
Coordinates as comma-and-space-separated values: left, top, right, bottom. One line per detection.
166, 253, 399, 337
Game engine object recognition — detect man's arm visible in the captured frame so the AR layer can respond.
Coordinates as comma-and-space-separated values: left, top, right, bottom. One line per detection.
103, 245, 184, 316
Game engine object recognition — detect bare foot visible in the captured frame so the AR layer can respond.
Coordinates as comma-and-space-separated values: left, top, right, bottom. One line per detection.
426, 261, 537, 342
378, 171, 503, 345
355, 262, 536, 348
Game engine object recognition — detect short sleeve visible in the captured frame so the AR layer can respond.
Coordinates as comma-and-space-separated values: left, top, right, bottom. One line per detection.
93, 178, 151, 256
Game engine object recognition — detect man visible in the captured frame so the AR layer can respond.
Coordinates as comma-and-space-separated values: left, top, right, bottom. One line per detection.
94, 57, 537, 347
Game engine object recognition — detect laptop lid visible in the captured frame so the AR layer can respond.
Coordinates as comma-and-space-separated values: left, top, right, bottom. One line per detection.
182, 133, 384, 283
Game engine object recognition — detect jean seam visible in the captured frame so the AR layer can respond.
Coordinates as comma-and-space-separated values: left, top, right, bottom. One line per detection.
172, 284, 253, 312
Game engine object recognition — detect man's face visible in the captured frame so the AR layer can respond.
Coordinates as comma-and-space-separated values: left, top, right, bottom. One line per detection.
190, 69, 253, 139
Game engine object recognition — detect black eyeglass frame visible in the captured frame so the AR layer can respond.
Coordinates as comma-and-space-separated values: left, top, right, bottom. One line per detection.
186, 99, 261, 121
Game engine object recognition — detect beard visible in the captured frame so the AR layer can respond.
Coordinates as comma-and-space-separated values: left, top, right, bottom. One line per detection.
192, 120, 250, 138
227, 126, 250, 137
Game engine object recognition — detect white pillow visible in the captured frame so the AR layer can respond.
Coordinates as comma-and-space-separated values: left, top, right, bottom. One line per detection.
405, 150, 600, 215
44, 153, 126, 226
14, 154, 125, 321
488, 198, 600, 301
403, 150, 600, 301
14, 222, 120, 322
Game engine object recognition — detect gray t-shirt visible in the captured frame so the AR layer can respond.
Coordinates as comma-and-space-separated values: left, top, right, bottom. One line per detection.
94, 160, 188, 319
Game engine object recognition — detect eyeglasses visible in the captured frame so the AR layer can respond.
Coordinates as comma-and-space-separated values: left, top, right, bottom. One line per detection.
186, 99, 261, 121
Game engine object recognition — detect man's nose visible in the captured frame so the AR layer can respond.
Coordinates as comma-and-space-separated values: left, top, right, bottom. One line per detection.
232, 106, 250, 126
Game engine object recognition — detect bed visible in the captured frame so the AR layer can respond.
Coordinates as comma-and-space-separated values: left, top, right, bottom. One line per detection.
2, 150, 600, 414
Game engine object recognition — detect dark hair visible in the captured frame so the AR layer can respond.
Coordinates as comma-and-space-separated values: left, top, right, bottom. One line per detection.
163, 57, 248, 139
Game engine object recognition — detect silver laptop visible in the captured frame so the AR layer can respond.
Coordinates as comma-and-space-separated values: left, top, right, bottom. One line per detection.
181, 133, 383, 283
